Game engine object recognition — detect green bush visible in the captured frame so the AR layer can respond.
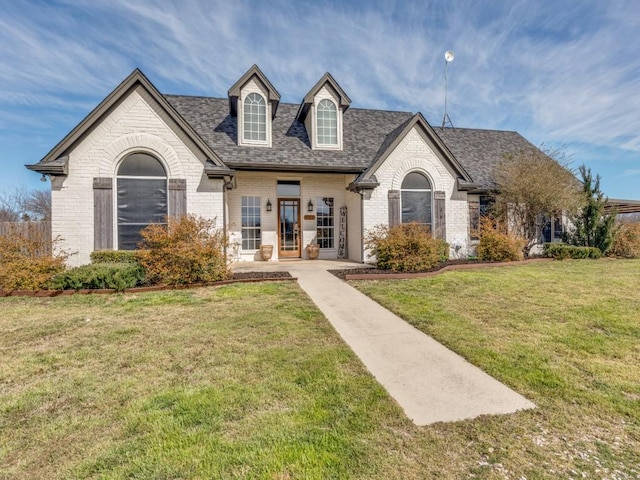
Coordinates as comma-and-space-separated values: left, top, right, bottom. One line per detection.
49, 262, 146, 292
476, 220, 524, 262
543, 243, 602, 260
136, 215, 230, 286
0, 224, 68, 291
365, 223, 449, 272
609, 223, 640, 258
90, 250, 139, 264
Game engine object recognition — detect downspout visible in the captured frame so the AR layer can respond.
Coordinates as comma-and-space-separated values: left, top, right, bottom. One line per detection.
360, 191, 365, 263
222, 182, 228, 260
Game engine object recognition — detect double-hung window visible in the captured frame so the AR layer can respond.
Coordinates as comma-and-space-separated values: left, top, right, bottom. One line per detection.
316, 197, 334, 248
241, 196, 261, 250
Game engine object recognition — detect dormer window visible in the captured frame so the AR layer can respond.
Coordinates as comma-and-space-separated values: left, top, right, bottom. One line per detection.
296, 72, 351, 152
243, 93, 266, 142
228, 65, 281, 148
317, 99, 337, 146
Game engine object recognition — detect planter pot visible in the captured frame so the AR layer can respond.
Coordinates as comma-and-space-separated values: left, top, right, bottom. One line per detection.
307, 244, 320, 260
260, 244, 274, 261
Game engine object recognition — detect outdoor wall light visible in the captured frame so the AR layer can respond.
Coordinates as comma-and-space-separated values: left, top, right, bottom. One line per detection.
266, 199, 272, 212
307, 199, 314, 212
40, 174, 48, 182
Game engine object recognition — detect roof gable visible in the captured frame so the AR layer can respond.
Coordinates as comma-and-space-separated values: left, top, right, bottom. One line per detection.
353, 113, 474, 190
296, 72, 351, 122
227, 64, 281, 118
27, 68, 228, 174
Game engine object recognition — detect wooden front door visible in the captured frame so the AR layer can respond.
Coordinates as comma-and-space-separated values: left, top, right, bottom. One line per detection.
278, 198, 301, 258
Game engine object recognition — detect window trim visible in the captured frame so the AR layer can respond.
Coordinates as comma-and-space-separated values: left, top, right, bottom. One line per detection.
115, 152, 168, 251
316, 99, 338, 146
400, 171, 433, 229
242, 92, 267, 145
241, 195, 262, 251
316, 197, 335, 249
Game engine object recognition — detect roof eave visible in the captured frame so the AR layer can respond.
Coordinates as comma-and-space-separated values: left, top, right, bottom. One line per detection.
225, 162, 364, 174
26, 156, 69, 176
29, 69, 228, 171
347, 176, 380, 193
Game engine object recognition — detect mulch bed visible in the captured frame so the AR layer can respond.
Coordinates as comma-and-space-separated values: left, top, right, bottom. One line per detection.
232, 271, 292, 280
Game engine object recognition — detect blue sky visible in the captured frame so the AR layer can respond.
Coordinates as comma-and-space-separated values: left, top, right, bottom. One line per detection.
2, 0, 639, 199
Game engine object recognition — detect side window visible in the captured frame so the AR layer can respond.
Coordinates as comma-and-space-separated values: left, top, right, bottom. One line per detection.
116, 153, 167, 250
470, 195, 495, 240
241, 196, 261, 250
401, 172, 432, 229
316, 197, 334, 248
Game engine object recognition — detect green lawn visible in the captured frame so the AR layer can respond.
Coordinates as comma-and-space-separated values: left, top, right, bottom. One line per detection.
1, 260, 639, 479
351, 259, 640, 479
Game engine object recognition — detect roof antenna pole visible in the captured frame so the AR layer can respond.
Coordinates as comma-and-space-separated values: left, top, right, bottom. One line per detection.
442, 50, 455, 129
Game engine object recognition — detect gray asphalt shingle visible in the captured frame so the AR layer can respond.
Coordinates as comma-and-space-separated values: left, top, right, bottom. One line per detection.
166, 94, 537, 190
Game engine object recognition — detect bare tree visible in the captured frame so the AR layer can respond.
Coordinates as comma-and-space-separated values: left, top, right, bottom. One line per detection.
0, 188, 27, 222
0, 187, 51, 221
494, 146, 583, 257
23, 189, 51, 221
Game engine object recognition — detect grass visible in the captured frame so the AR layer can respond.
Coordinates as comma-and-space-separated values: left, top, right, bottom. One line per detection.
351, 258, 640, 478
1, 260, 639, 479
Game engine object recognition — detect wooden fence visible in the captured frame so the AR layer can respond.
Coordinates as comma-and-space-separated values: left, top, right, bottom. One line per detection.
0, 221, 52, 254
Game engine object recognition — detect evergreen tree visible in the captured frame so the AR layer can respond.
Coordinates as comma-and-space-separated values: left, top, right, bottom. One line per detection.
565, 165, 616, 254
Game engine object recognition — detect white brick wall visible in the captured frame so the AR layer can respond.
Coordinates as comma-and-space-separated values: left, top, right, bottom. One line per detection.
362, 126, 470, 261
227, 171, 358, 261
53, 87, 224, 266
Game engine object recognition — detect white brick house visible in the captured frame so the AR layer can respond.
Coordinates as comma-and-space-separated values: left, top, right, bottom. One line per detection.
28, 66, 539, 266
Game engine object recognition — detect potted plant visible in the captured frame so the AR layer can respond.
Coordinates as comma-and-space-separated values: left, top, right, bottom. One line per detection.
307, 241, 320, 260
259, 244, 273, 261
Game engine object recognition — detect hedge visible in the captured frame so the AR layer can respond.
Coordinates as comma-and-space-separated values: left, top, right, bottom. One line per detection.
49, 262, 146, 292
543, 243, 602, 260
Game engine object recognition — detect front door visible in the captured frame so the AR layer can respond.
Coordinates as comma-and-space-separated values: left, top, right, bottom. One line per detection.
278, 198, 301, 258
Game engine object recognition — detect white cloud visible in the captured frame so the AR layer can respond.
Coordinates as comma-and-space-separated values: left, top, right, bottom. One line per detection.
1, 0, 638, 193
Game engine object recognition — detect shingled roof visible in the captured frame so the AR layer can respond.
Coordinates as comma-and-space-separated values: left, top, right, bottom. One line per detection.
165, 95, 412, 173
26, 67, 539, 193
166, 94, 535, 191
434, 127, 537, 190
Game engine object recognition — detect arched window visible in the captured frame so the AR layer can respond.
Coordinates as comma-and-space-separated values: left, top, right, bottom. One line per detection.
401, 172, 432, 229
116, 153, 167, 250
243, 93, 266, 142
316, 99, 337, 145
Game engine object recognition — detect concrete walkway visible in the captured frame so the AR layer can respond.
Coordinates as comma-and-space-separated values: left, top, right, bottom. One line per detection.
232, 260, 535, 426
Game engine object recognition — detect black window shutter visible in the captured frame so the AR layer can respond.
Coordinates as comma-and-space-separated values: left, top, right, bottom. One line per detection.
93, 177, 113, 250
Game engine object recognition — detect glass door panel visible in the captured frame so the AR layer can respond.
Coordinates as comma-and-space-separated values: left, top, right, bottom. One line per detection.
278, 199, 300, 258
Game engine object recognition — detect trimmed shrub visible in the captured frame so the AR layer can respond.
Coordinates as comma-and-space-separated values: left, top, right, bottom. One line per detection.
476, 220, 524, 262
136, 215, 230, 286
0, 224, 68, 291
365, 223, 449, 272
90, 250, 139, 264
543, 243, 602, 260
49, 262, 145, 292
609, 223, 640, 258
